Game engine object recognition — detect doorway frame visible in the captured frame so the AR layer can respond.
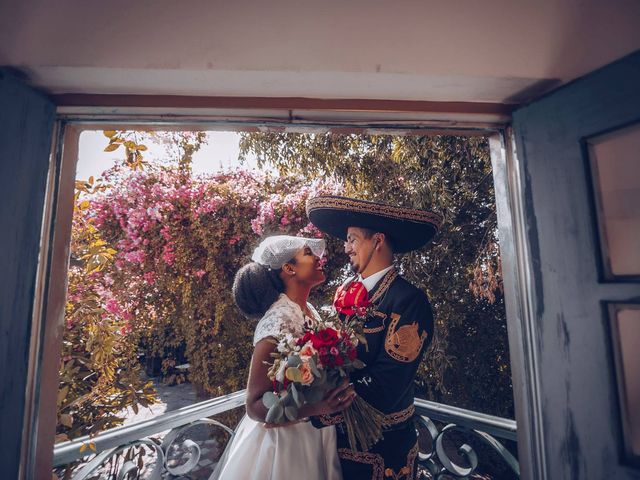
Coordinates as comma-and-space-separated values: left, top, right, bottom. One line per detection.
24, 100, 545, 480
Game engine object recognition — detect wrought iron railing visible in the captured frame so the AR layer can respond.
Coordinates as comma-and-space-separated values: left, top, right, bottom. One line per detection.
414, 398, 519, 478
53, 391, 519, 479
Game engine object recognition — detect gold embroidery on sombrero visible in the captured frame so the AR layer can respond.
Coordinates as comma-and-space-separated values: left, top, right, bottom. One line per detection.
307, 197, 443, 227
338, 448, 385, 480
384, 313, 427, 363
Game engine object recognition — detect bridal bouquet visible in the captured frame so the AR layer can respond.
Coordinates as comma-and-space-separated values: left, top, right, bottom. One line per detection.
263, 316, 385, 452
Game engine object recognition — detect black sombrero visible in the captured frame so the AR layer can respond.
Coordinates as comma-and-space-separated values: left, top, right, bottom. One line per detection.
306, 195, 442, 253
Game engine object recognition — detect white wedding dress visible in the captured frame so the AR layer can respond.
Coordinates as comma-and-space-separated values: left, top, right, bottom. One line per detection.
209, 294, 342, 480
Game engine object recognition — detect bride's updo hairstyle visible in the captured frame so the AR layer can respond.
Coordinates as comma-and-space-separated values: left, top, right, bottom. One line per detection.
232, 235, 326, 320
233, 262, 285, 319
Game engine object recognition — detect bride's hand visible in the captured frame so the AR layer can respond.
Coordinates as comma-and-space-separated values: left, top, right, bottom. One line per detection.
264, 379, 356, 427
312, 379, 356, 416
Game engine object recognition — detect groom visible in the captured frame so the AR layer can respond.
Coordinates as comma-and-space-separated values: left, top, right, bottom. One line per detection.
306, 195, 441, 480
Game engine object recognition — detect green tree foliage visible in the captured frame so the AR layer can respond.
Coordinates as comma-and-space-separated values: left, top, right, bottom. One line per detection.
239, 133, 513, 418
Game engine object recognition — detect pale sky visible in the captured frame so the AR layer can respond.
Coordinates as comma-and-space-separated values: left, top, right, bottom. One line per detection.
76, 130, 264, 181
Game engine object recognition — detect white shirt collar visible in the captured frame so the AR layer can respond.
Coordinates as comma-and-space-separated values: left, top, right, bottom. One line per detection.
359, 265, 394, 292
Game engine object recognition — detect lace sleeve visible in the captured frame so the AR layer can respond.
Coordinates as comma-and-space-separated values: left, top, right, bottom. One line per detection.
252, 295, 305, 345
253, 309, 282, 345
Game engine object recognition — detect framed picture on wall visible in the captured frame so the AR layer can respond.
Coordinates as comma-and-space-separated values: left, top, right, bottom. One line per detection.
605, 301, 640, 468
584, 120, 640, 282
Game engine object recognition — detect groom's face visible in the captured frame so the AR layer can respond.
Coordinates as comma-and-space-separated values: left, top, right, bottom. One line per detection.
344, 227, 377, 274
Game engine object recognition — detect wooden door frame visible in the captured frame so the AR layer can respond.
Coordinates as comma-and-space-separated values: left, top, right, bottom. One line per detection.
27, 97, 543, 480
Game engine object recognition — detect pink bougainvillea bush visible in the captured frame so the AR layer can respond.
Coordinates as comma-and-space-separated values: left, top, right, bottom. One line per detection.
75, 163, 345, 406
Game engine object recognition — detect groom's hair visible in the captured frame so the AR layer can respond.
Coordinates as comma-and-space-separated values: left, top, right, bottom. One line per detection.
358, 227, 395, 253
233, 261, 290, 319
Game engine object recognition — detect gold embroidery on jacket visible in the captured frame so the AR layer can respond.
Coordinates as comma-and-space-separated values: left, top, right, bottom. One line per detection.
338, 449, 385, 480
381, 404, 415, 427
364, 324, 385, 334
318, 413, 344, 425
384, 313, 427, 363
364, 311, 387, 334
383, 441, 419, 480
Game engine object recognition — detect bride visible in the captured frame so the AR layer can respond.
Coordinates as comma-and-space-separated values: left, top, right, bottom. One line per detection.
210, 235, 355, 480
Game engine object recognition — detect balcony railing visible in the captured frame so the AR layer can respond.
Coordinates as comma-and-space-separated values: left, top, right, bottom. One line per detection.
53, 391, 519, 479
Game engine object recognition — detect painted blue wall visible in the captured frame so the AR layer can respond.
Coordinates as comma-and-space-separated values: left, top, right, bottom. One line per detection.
512, 51, 640, 479
0, 69, 55, 480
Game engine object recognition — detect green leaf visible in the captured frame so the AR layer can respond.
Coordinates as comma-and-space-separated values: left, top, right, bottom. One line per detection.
103, 143, 120, 152
57, 386, 69, 407
60, 414, 73, 428
265, 402, 284, 424
287, 355, 301, 368
308, 357, 321, 377
284, 405, 298, 421
352, 359, 366, 369
290, 383, 302, 406
285, 367, 302, 383
262, 391, 278, 409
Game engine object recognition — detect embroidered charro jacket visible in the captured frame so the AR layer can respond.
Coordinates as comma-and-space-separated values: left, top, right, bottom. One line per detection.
312, 268, 434, 479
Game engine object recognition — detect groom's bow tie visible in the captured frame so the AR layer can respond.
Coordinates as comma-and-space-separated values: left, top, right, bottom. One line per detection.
334, 280, 371, 316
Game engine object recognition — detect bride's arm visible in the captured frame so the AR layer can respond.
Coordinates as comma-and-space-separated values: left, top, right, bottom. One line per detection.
245, 338, 278, 422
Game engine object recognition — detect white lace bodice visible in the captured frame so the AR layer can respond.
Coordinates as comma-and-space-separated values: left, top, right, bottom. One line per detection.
253, 294, 321, 345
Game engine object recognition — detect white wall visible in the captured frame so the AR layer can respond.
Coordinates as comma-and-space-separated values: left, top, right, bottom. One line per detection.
2, 0, 639, 101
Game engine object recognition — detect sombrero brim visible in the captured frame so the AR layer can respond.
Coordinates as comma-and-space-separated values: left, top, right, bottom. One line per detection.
306, 196, 442, 253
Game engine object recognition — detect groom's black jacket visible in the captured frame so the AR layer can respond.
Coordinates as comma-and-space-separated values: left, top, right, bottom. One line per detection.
311, 268, 434, 478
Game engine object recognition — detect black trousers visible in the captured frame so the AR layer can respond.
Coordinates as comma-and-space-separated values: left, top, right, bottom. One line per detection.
336, 422, 419, 480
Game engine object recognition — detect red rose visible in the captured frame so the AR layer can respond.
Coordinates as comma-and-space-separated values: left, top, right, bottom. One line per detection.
347, 348, 357, 361
311, 328, 340, 349
319, 354, 332, 367
297, 331, 313, 346
334, 355, 345, 366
